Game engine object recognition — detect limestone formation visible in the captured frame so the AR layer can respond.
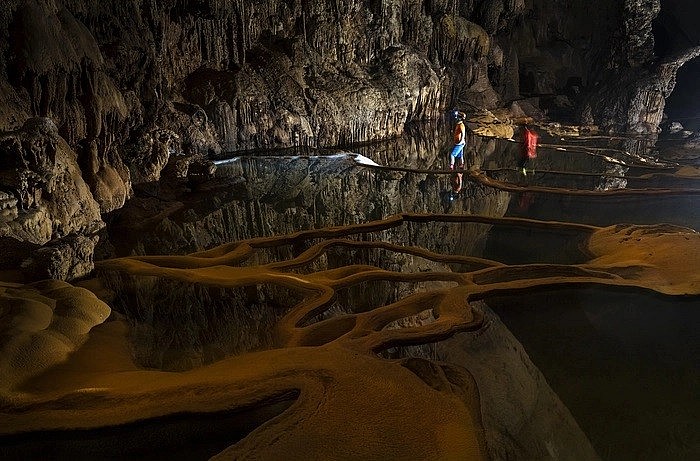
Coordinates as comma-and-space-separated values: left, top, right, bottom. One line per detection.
2, 0, 692, 166
0, 118, 103, 244
0, 1, 695, 277
3, 0, 132, 212
0, 117, 58, 211
0, 117, 103, 280
0, 279, 111, 392
0, 1, 698, 459
1, 213, 697, 458
21, 234, 98, 281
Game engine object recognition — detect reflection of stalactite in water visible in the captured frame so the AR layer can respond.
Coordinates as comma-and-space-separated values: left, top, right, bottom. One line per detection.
99, 212, 697, 353
596, 163, 628, 191
2, 212, 698, 459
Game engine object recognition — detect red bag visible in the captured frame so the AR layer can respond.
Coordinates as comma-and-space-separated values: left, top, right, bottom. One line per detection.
524, 129, 538, 159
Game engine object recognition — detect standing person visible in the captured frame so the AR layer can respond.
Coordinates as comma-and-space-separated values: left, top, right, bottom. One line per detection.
519, 125, 539, 175
450, 110, 467, 170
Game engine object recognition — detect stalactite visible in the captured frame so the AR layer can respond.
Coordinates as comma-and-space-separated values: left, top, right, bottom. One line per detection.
2, 0, 685, 165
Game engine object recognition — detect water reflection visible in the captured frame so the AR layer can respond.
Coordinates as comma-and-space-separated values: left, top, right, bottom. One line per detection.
489, 287, 699, 461
200, 120, 700, 257
99, 120, 700, 460
213, 123, 698, 461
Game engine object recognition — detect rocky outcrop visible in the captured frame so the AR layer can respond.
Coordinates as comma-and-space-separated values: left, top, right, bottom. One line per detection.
2, 0, 689, 168
580, 45, 700, 133
0, 118, 58, 212
0, 1, 693, 280
122, 127, 180, 185
0, 117, 103, 279
4, 0, 132, 212
566, 0, 700, 132
0, 118, 103, 244
21, 234, 98, 281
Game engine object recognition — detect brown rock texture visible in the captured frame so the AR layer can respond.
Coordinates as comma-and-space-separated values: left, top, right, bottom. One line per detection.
1, 0, 691, 160
2, 214, 697, 458
0, 2, 698, 459
1, 0, 695, 280
0, 117, 103, 279
0, 118, 103, 244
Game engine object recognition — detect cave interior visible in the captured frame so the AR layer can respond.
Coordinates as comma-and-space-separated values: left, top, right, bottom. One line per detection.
0, 1, 699, 460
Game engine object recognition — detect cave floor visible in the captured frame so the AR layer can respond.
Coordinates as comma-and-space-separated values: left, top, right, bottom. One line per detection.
2, 122, 699, 460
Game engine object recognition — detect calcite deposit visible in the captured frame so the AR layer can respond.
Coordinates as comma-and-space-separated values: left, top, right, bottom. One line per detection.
1, 214, 697, 459
1, 0, 697, 274
1, 1, 699, 460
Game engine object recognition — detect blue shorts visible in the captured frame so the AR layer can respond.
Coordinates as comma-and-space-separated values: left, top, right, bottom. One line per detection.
450, 143, 465, 160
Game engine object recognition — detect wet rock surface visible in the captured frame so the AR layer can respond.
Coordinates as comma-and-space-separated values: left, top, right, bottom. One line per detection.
1, 0, 693, 157
0, 1, 699, 460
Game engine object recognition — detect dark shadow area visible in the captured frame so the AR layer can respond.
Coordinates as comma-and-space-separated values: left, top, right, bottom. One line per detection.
0, 391, 298, 461
665, 57, 700, 131
486, 286, 700, 461
497, 182, 700, 230
98, 272, 303, 370
482, 222, 589, 265
654, 0, 700, 131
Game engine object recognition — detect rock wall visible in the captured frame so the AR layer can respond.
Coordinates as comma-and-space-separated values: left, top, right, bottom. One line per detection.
1, 0, 697, 279
1, 1, 689, 155
0, 118, 103, 279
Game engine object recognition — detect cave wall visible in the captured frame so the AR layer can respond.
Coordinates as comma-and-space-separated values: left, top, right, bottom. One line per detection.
2, 0, 688, 157
1, 0, 696, 280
